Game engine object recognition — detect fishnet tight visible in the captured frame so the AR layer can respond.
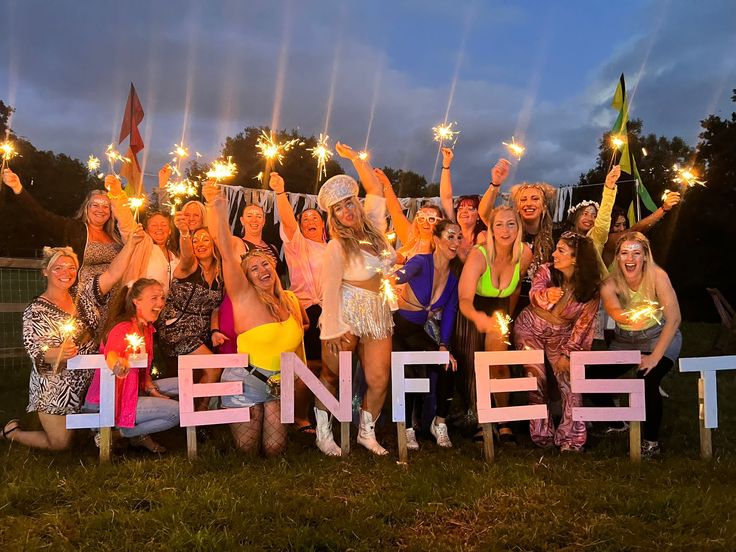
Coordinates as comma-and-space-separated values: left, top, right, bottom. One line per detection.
229, 401, 287, 457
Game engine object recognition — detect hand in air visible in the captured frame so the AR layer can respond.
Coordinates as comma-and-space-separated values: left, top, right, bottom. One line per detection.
268, 172, 285, 194
491, 159, 511, 186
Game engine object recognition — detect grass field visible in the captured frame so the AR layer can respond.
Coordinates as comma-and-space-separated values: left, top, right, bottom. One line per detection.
1, 323, 735, 551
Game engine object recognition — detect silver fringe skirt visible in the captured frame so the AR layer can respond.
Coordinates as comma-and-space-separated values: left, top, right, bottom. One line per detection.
341, 283, 393, 340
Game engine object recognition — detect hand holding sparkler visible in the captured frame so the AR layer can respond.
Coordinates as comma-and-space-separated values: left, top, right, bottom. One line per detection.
605, 165, 622, 189
441, 147, 454, 168
158, 164, 173, 189
1, 168, 23, 195
52, 319, 78, 374
491, 159, 511, 188
335, 142, 359, 162
201, 181, 221, 204
0, 137, 19, 174
268, 172, 285, 194
661, 190, 681, 212
105, 174, 123, 195
105, 144, 130, 177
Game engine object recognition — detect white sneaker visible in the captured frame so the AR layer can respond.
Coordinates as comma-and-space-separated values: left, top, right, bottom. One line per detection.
314, 408, 341, 457
357, 409, 388, 455
430, 418, 452, 448
405, 428, 419, 450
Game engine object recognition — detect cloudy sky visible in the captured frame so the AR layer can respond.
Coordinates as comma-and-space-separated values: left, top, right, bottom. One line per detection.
0, 0, 734, 193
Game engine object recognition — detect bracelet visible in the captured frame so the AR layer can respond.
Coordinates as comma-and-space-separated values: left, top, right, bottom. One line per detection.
107, 191, 127, 200
490, 181, 501, 188
442, 166, 450, 170
180, 232, 191, 239
210, 328, 221, 337
276, 191, 286, 196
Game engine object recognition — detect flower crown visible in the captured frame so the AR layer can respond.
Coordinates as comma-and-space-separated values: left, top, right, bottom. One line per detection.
567, 200, 600, 216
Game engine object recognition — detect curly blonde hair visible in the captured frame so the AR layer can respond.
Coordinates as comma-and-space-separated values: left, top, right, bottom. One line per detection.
606, 231, 658, 309
509, 182, 556, 267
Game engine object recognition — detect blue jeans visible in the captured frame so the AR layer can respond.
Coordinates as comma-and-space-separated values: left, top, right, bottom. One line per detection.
154, 377, 179, 398
119, 396, 180, 438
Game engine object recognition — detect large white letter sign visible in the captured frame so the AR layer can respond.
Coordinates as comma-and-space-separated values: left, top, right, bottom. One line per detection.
570, 350, 644, 422
65, 354, 147, 429
474, 350, 548, 424
679, 355, 736, 429
391, 351, 447, 423
178, 354, 251, 426
280, 351, 352, 423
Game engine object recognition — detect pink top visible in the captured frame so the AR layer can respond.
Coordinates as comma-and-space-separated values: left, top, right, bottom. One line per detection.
85, 319, 154, 428
529, 263, 599, 356
280, 225, 326, 309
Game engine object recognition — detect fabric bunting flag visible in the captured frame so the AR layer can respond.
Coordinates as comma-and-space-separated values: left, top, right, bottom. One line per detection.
118, 83, 145, 195
611, 74, 658, 213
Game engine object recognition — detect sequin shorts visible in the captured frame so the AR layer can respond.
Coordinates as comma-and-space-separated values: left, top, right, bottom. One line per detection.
341, 284, 393, 340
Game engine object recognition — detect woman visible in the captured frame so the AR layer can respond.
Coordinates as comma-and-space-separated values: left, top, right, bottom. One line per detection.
2, 227, 145, 449
85, 278, 179, 453
270, 171, 327, 433
599, 232, 681, 457
393, 220, 461, 450
107, 175, 180, 292
513, 232, 601, 452
438, 147, 491, 261
316, 143, 393, 456
232, 203, 282, 273
375, 168, 442, 263
205, 183, 305, 457
459, 206, 533, 443
154, 215, 223, 384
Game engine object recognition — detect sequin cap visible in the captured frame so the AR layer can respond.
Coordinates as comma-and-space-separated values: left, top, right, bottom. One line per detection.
317, 174, 359, 211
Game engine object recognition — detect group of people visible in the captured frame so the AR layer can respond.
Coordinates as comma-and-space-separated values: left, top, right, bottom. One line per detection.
0, 142, 683, 459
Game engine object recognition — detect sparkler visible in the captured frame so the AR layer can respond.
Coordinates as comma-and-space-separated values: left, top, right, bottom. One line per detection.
494, 311, 513, 345
255, 130, 301, 166
127, 195, 146, 222
0, 139, 19, 172
164, 178, 199, 215
105, 143, 130, 176
124, 333, 145, 359
622, 300, 662, 326
358, 150, 369, 161
432, 122, 460, 147
205, 156, 238, 183
671, 164, 706, 193
308, 134, 333, 181
502, 137, 526, 161
86, 155, 104, 179
53, 319, 77, 373
606, 133, 627, 170
661, 190, 673, 202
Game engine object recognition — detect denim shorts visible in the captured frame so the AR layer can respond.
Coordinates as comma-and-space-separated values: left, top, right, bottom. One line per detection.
610, 323, 682, 362
220, 366, 279, 408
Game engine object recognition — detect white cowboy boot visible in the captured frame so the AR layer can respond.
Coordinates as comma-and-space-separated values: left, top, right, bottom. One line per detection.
314, 408, 341, 457
357, 409, 388, 456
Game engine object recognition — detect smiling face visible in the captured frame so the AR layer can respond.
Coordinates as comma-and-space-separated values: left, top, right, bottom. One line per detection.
612, 214, 627, 233
516, 188, 544, 224
456, 198, 479, 226
490, 209, 519, 247
241, 205, 265, 238
191, 228, 214, 260
45, 255, 78, 291
552, 239, 576, 273
331, 196, 359, 228
182, 202, 203, 231
575, 205, 598, 233
299, 209, 325, 243
617, 240, 646, 281
415, 207, 442, 238
433, 223, 462, 260
133, 283, 166, 324
146, 213, 171, 246
86, 193, 112, 228
244, 254, 277, 292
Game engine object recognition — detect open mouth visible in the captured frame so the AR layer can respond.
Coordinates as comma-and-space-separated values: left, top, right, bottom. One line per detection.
624, 263, 637, 273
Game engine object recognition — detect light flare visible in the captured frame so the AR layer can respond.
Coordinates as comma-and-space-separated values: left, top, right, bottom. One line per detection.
105, 143, 130, 176
0, 139, 19, 172
206, 156, 238, 183
256, 130, 301, 166
127, 195, 146, 222
622, 300, 662, 326
53, 318, 77, 373
494, 311, 512, 345
125, 333, 145, 358
502, 136, 526, 161
432, 122, 460, 146
358, 150, 369, 161
309, 134, 333, 181
671, 164, 706, 191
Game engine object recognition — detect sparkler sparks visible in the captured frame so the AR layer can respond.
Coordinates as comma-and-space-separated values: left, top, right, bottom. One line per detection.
105, 143, 130, 176
494, 311, 513, 345
256, 130, 301, 165
86, 155, 104, 179
671, 164, 706, 190
125, 333, 145, 357
622, 300, 662, 326
610, 134, 627, 150
127, 195, 146, 222
164, 178, 199, 215
0, 140, 19, 171
358, 150, 369, 161
53, 318, 77, 373
205, 156, 238, 183
661, 190, 673, 202
309, 134, 333, 181
502, 136, 526, 161
432, 122, 460, 146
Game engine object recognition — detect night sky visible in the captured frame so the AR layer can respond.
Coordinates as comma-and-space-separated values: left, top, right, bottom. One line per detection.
1, 0, 733, 192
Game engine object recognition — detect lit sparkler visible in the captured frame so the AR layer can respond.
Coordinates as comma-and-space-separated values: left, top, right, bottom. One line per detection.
494, 311, 513, 345
503, 137, 526, 161
432, 122, 460, 147
255, 130, 301, 166
205, 156, 238, 183
86, 155, 104, 179
610, 134, 626, 150
661, 190, 673, 202
53, 318, 77, 373
127, 195, 146, 222
0, 139, 19, 172
671, 164, 706, 192
309, 134, 333, 181
125, 333, 145, 359
105, 143, 130, 176
164, 178, 199, 215
622, 300, 662, 326
358, 150, 369, 161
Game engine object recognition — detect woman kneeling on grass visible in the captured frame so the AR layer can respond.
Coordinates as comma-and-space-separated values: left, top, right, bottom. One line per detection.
84, 278, 179, 453
205, 182, 306, 457
599, 231, 681, 458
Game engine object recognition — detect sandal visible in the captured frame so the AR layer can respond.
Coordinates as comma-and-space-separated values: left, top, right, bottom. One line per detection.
130, 435, 167, 453
297, 424, 316, 435
1, 419, 20, 440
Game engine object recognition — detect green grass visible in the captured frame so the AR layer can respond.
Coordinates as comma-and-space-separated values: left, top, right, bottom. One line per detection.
2, 323, 736, 551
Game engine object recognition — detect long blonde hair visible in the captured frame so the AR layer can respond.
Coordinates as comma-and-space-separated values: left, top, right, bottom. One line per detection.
75, 189, 122, 244
509, 182, 556, 266
485, 205, 523, 265
606, 231, 658, 309
241, 250, 301, 323
327, 197, 389, 262
192, 226, 223, 287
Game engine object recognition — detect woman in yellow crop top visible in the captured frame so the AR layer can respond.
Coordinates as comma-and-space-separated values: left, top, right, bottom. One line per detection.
204, 183, 306, 457
458, 205, 532, 442
316, 143, 394, 457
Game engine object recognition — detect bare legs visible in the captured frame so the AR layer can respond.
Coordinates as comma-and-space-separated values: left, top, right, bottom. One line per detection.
2, 413, 73, 451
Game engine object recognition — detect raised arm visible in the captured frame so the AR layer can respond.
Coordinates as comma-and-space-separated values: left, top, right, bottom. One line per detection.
172, 210, 196, 278
439, 147, 456, 221
268, 172, 298, 241
374, 168, 411, 243
97, 224, 146, 295
335, 142, 383, 197
106, 175, 138, 240
478, 159, 511, 225
589, 165, 620, 251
